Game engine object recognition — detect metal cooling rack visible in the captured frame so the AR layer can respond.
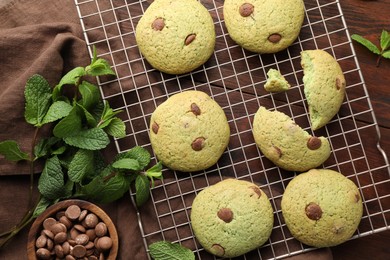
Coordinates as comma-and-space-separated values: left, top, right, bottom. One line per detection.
74, 0, 390, 259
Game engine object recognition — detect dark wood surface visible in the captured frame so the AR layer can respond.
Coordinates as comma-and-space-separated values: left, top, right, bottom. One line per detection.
329, 0, 390, 259
0, 0, 388, 259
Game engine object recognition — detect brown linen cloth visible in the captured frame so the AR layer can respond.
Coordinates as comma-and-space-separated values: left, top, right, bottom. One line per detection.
0, 0, 332, 259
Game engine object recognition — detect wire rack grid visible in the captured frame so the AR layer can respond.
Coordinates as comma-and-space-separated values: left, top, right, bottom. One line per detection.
74, 0, 390, 259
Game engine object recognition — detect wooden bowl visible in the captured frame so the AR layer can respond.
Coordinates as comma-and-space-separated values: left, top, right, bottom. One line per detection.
27, 199, 118, 260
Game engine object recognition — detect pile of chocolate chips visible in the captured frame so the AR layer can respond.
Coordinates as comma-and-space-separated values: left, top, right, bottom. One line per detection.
35, 204, 113, 260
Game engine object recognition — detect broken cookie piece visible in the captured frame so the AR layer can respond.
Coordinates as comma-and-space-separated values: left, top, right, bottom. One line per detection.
252, 106, 331, 172
264, 68, 291, 92
301, 49, 346, 130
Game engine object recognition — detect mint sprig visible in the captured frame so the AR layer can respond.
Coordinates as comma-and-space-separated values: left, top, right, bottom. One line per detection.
149, 241, 195, 260
351, 29, 390, 67
0, 46, 162, 249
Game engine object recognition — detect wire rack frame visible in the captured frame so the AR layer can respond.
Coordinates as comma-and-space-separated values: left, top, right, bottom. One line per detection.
74, 0, 390, 259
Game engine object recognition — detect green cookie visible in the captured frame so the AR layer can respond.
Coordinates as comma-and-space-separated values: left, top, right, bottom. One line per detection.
281, 169, 363, 247
135, 0, 216, 74
301, 49, 346, 130
223, 0, 305, 53
252, 106, 331, 172
191, 179, 274, 258
149, 90, 230, 172
264, 69, 291, 92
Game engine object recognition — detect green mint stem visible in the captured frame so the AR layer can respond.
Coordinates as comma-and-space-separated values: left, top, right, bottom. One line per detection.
28, 127, 40, 208
376, 55, 382, 67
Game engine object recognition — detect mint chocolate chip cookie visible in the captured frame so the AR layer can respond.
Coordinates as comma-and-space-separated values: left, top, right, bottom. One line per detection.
252, 107, 331, 172
301, 49, 346, 130
223, 0, 305, 53
281, 169, 363, 247
190, 179, 274, 258
135, 0, 216, 74
149, 90, 230, 172
264, 69, 291, 92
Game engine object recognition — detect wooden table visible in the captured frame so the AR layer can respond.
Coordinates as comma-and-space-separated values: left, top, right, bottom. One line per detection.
328, 0, 390, 259
0, 0, 389, 259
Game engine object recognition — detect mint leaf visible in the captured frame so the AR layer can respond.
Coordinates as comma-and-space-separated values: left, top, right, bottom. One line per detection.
383, 50, 390, 59
57, 67, 86, 87
135, 174, 150, 207
34, 137, 61, 159
116, 146, 151, 169
68, 149, 94, 182
78, 81, 100, 110
0, 140, 30, 162
146, 162, 163, 188
64, 128, 110, 150
42, 101, 73, 124
86, 58, 116, 77
77, 103, 98, 127
32, 197, 52, 218
149, 241, 195, 260
24, 74, 52, 127
38, 156, 64, 200
351, 34, 381, 54
53, 67, 85, 101
104, 117, 126, 138
98, 101, 122, 129
112, 158, 141, 171
81, 168, 131, 203
53, 106, 83, 138
380, 30, 390, 51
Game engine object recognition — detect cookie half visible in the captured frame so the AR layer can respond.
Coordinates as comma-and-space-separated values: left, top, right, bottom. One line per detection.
301, 49, 346, 130
281, 169, 363, 247
223, 0, 305, 53
191, 179, 274, 258
149, 90, 230, 172
252, 107, 331, 172
135, 0, 216, 74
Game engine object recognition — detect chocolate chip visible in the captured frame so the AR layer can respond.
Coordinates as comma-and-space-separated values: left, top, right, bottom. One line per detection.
336, 76, 345, 90
84, 213, 99, 228
273, 146, 282, 158
249, 186, 262, 198
54, 231, 67, 244
50, 223, 67, 235
43, 217, 57, 230
355, 193, 361, 203
185, 34, 196, 45
210, 244, 225, 256
217, 208, 234, 223
35, 235, 47, 248
36, 248, 51, 260
59, 216, 72, 229
62, 241, 71, 255
152, 18, 165, 31
191, 137, 205, 151
65, 205, 81, 220
239, 3, 254, 17
41, 229, 54, 240
152, 122, 159, 134
307, 136, 322, 150
268, 33, 282, 43
96, 236, 113, 251
55, 244, 64, 258
305, 202, 322, 220
190, 103, 201, 116
72, 244, 87, 258
75, 234, 90, 245
78, 209, 88, 222
95, 222, 108, 237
